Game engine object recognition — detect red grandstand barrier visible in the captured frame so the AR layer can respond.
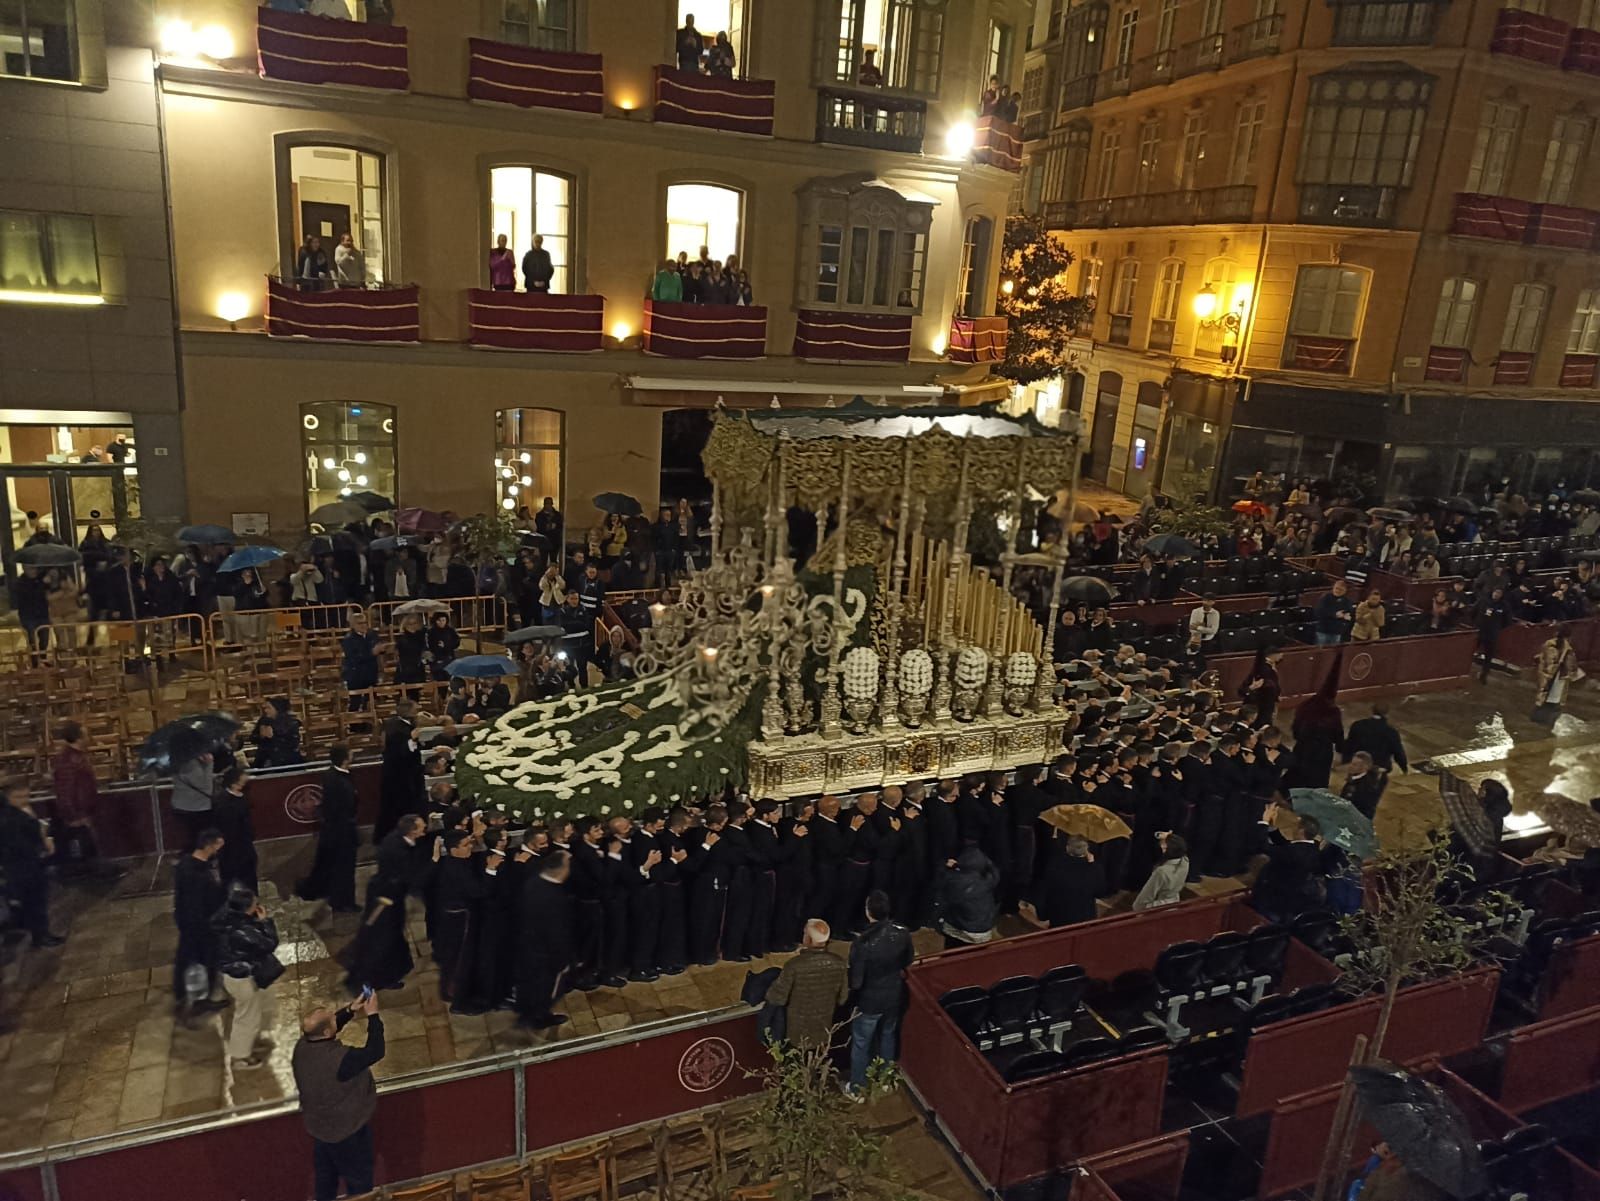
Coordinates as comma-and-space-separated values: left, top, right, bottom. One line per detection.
1080, 1131, 1190, 1201
1236, 966, 1499, 1117
1540, 932, 1600, 1019
1209, 629, 1477, 702
1499, 1004, 1600, 1114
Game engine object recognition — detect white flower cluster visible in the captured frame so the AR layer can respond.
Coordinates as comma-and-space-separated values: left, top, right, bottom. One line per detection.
955, 645, 989, 690
898, 648, 933, 697
1005, 651, 1038, 687
842, 646, 881, 701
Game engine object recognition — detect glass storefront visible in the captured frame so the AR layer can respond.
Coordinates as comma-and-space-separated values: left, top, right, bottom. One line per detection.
494, 408, 563, 515
301, 402, 396, 518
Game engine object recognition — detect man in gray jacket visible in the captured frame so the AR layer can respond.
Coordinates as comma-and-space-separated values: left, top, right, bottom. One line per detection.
171, 751, 215, 850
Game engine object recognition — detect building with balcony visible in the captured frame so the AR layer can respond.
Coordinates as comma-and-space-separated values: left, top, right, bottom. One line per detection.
1015, 0, 1600, 502
0, 1, 186, 588
110, 0, 1024, 534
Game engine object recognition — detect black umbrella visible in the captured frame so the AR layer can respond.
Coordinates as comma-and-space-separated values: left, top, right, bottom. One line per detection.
1143, 532, 1198, 558
345, 490, 394, 512
15, 543, 82, 567
504, 624, 567, 645
1403, 496, 1442, 511
176, 524, 235, 545
592, 492, 643, 517
1284, 502, 1323, 518
1578, 549, 1600, 562
368, 535, 419, 552
1060, 575, 1116, 605
1570, 488, 1600, 506
138, 712, 239, 777
1444, 496, 1478, 515
1367, 506, 1412, 522
1349, 1064, 1487, 1199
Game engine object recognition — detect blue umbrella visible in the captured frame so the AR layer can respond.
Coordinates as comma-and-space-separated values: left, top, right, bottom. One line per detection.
177, 524, 235, 545
447, 654, 517, 678
1288, 787, 1378, 860
218, 546, 285, 573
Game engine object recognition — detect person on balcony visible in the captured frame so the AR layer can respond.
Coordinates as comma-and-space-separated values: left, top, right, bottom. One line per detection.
488, 234, 516, 291
676, 13, 703, 72
708, 31, 736, 78
308, 0, 351, 17
979, 75, 1000, 115
522, 235, 554, 294
651, 260, 683, 302
295, 235, 331, 291
333, 233, 365, 287
737, 270, 754, 305
1002, 91, 1022, 123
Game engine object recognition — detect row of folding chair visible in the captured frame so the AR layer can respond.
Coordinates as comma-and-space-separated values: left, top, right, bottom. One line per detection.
1142, 924, 1289, 1039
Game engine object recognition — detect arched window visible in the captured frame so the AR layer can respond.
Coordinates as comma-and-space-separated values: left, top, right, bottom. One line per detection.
674, 0, 750, 76
302, 402, 396, 521
1149, 258, 1184, 351
490, 166, 575, 293
819, 0, 948, 94
797, 174, 933, 313
501, 0, 577, 51
281, 143, 390, 285
665, 183, 744, 264
495, 408, 564, 515
956, 216, 994, 317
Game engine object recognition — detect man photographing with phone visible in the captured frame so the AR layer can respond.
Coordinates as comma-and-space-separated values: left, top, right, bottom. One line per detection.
293, 989, 386, 1200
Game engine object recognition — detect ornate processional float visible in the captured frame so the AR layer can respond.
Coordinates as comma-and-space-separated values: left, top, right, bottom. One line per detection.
456, 401, 1083, 820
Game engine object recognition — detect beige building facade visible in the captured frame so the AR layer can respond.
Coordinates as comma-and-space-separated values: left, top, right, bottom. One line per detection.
1018, 0, 1600, 501
148, 0, 1028, 535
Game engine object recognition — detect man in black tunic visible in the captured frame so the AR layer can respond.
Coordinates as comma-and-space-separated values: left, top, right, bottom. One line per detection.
297, 744, 360, 912
808, 795, 849, 938
517, 848, 574, 1029
173, 827, 226, 1007
344, 814, 431, 992
568, 817, 616, 987
629, 808, 668, 980
431, 828, 488, 1005
718, 800, 756, 960
685, 804, 735, 964
374, 700, 422, 841
656, 808, 693, 974
738, 799, 782, 960
832, 794, 879, 938
771, 799, 813, 951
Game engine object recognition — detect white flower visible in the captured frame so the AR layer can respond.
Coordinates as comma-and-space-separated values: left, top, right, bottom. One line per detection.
955, 646, 989, 690
670, 793, 680, 801
719, 767, 729, 774
898, 649, 934, 697
843, 646, 881, 702
694, 751, 703, 759
533, 808, 543, 817
625, 799, 635, 809
601, 805, 611, 814
1005, 651, 1039, 687
646, 770, 656, 778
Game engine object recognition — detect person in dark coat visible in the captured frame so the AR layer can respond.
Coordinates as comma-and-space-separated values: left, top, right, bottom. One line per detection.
0, 780, 63, 947
212, 766, 259, 893
1339, 752, 1385, 821
457, 834, 526, 1013
934, 845, 1000, 948
889, 787, 928, 929
738, 799, 784, 959
627, 809, 668, 980
772, 800, 814, 951
375, 700, 423, 840
1240, 647, 1283, 728
654, 810, 692, 974
718, 801, 758, 959
1034, 836, 1104, 927
1289, 663, 1345, 790
252, 697, 303, 769
1005, 765, 1053, 902
517, 848, 575, 1029
832, 795, 880, 939
569, 817, 621, 987
685, 805, 737, 965
846, 890, 914, 1093
1342, 703, 1408, 774
344, 815, 431, 992
297, 744, 360, 912
430, 829, 488, 1005
173, 828, 226, 1004
1252, 804, 1325, 921
807, 795, 849, 937
425, 612, 460, 681
341, 611, 381, 710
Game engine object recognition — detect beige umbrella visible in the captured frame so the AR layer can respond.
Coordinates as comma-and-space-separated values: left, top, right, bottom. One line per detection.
1046, 491, 1101, 524
1041, 803, 1132, 842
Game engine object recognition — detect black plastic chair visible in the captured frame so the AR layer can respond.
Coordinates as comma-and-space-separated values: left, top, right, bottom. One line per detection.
1290, 909, 1339, 957
988, 976, 1042, 1044
1061, 1037, 1119, 1068
1002, 1049, 1067, 1084
1035, 966, 1089, 1032
1246, 924, 1290, 981
1148, 940, 1208, 1038
940, 989, 992, 1045
1117, 1025, 1169, 1053
1201, 932, 1251, 991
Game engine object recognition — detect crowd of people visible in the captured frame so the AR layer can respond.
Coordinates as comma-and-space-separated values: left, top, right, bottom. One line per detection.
650, 246, 755, 306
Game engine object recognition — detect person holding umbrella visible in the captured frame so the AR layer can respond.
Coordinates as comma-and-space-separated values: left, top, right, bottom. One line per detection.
1346, 1065, 1486, 1201
1032, 835, 1103, 927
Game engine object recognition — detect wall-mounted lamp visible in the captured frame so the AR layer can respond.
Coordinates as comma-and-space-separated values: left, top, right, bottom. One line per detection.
1193, 283, 1244, 363
216, 291, 251, 330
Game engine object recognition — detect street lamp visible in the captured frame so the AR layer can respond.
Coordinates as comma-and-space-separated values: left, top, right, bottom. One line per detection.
1193, 283, 1243, 363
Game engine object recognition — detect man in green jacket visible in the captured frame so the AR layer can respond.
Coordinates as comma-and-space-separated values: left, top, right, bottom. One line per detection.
767, 919, 849, 1048
651, 260, 683, 302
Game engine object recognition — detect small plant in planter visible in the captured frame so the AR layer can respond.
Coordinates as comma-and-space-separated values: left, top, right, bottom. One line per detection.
738, 1030, 908, 1201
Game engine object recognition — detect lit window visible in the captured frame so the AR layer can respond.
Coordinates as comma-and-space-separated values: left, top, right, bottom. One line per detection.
677, 0, 749, 76
1298, 68, 1433, 189
490, 166, 574, 294
956, 216, 994, 318
1114, 9, 1137, 67
0, 0, 77, 81
1501, 282, 1549, 354
1330, 1, 1439, 47
825, 0, 948, 94
1135, 118, 1162, 194
1431, 277, 1479, 348
501, 0, 575, 50
1289, 265, 1367, 338
1110, 257, 1140, 316
284, 145, 388, 285
799, 175, 931, 313
1178, 109, 1207, 189
1537, 113, 1592, 206
1465, 99, 1522, 195
985, 20, 1013, 91
665, 183, 743, 265
1569, 289, 1600, 356
1152, 259, 1184, 323
495, 408, 563, 516
1080, 256, 1102, 299
0, 210, 98, 299
302, 402, 396, 520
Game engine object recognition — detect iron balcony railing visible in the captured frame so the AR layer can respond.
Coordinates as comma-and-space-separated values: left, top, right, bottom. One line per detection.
1043, 183, 1256, 230
816, 84, 927, 154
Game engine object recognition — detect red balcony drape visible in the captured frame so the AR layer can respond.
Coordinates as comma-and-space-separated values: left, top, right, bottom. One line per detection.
257, 8, 409, 90
1489, 8, 1570, 65
1424, 346, 1468, 383
793, 310, 913, 362
642, 301, 767, 359
1527, 203, 1600, 249
1565, 27, 1600, 73
265, 278, 420, 343
1287, 336, 1351, 374
1451, 193, 1535, 242
1494, 351, 1535, 386
652, 67, 775, 137
1560, 354, 1599, 388
948, 315, 1010, 364
973, 116, 1023, 172
468, 291, 605, 352
467, 40, 603, 115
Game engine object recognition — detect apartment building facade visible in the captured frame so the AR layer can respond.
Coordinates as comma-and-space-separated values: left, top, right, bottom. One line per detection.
134, 0, 1027, 535
0, 1, 186, 587
1017, 0, 1600, 501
